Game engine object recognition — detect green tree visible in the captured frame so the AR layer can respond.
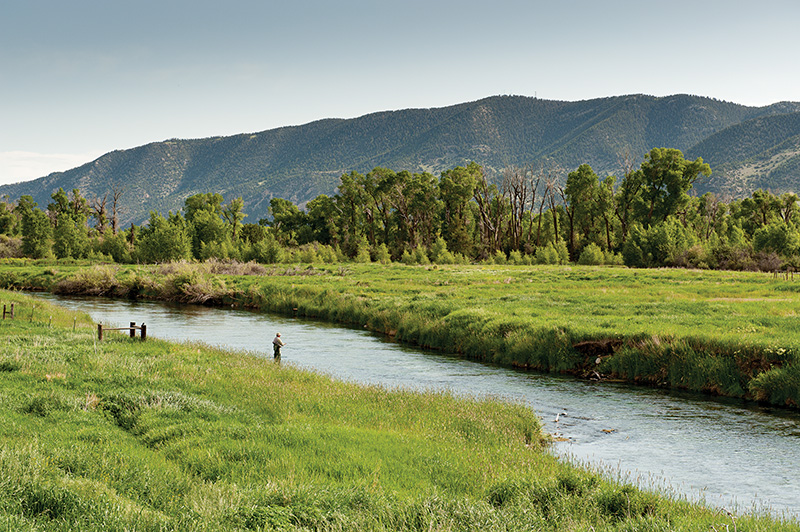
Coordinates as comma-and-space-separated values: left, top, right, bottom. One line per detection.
439, 162, 480, 255
189, 209, 230, 259
53, 212, 89, 259
97, 231, 132, 263
336, 171, 368, 256
753, 221, 800, 256
184, 192, 224, 221
20, 203, 52, 259
305, 194, 339, 246
563, 164, 600, 258
389, 171, 441, 253
361, 168, 397, 247
635, 148, 711, 226
266, 198, 307, 246
137, 212, 192, 263
222, 197, 247, 241
0, 196, 18, 235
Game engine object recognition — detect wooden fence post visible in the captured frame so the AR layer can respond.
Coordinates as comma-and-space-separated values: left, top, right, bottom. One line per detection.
130, 322, 136, 339
98, 324, 103, 341
140, 324, 146, 341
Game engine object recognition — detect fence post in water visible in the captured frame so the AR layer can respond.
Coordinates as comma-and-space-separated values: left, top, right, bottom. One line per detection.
130, 322, 136, 339
97, 324, 103, 341
140, 323, 146, 341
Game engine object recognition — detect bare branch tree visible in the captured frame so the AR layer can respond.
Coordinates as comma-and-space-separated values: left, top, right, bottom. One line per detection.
91, 194, 109, 235
111, 186, 124, 235
501, 165, 528, 250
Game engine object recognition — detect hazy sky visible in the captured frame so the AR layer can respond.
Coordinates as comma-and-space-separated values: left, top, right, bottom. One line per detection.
2, 0, 799, 185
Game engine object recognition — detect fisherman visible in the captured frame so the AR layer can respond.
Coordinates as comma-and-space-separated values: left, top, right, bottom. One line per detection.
272, 332, 286, 358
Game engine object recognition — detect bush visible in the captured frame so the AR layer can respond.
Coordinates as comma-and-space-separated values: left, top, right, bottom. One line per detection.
0, 235, 23, 258
578, 243, 604, 265
555, 240, 570, 264
535, 244, 559, 265
413, 246, 430, 265
373, 243, 392, 264
248, 234, 285, 264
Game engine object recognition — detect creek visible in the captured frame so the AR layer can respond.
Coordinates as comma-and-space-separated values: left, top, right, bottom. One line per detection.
33, 293, 800, 520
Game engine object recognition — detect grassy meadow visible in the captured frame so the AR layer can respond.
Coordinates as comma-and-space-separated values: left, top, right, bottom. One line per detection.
2, 259, 800, 408
1, 290, 797, 531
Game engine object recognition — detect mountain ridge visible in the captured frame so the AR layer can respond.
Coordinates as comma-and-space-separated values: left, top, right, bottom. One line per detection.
3, 94, 800, 224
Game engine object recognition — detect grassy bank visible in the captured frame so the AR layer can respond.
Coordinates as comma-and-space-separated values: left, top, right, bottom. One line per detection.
0, 290, 796, 531
3, 259, 800, 408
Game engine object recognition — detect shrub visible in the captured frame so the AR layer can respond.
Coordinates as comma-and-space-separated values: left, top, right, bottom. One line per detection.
373, 243, 392, 264
555, 240, 570, 264
0, 235, 23, 258
412, 246, 430, 265
578, 243, 604, 265
248, 234, 285, 264
535, 244, 559, 265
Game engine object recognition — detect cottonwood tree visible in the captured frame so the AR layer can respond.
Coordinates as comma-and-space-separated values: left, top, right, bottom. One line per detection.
388, 171, 440, 252
439, 162, 480, 255
473, 168, 506, 257
137, 211, 192, 263
360, 168, 397, 248
336, 171, 368, 256
502, 165, 529, 251
635, 148, 711, 226
222, 197, 247, 241
18, 197, 51, 259
562, 164, 600, 258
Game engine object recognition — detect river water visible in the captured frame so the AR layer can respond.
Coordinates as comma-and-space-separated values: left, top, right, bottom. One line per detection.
33, 293, 800, 520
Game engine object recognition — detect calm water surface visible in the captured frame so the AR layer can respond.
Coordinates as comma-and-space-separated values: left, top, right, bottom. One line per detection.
33, 293, 800, 520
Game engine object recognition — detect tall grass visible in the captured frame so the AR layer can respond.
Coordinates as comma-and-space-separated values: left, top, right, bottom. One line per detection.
1, 290, 796, 530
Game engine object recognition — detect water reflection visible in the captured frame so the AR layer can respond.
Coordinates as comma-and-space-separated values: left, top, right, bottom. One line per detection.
32, 293, 800, 520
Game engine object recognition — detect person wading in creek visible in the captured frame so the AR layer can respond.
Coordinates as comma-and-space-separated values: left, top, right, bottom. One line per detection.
272, 332, 286, 358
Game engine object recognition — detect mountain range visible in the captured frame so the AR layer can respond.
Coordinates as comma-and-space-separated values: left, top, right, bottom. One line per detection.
3, 94, 800, 225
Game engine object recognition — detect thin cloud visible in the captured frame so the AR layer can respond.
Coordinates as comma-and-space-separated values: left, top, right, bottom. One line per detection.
0, 151, 101, 186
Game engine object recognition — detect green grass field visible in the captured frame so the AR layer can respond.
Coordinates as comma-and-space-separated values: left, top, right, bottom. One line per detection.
1, 289, 797, 530
3, 259, 798, 407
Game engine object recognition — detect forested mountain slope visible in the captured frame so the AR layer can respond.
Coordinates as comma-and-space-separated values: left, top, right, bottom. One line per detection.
3, 94, 799, 224
688, 111, 800, 198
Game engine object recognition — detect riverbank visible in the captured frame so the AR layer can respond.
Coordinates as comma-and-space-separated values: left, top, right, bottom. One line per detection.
2, 259, 800, 409
1, 290, 796, 531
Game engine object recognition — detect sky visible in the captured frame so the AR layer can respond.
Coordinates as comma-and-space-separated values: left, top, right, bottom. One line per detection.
2, 0, 799, 186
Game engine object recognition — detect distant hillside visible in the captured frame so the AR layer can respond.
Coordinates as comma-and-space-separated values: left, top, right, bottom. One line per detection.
687, 111, 800, 198
3, 94, 800, 224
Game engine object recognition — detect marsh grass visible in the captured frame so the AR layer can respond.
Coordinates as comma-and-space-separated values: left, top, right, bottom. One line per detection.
2, 291, 797, 530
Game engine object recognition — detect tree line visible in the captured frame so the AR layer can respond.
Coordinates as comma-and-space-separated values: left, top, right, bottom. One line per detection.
1, 147, 799, 271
